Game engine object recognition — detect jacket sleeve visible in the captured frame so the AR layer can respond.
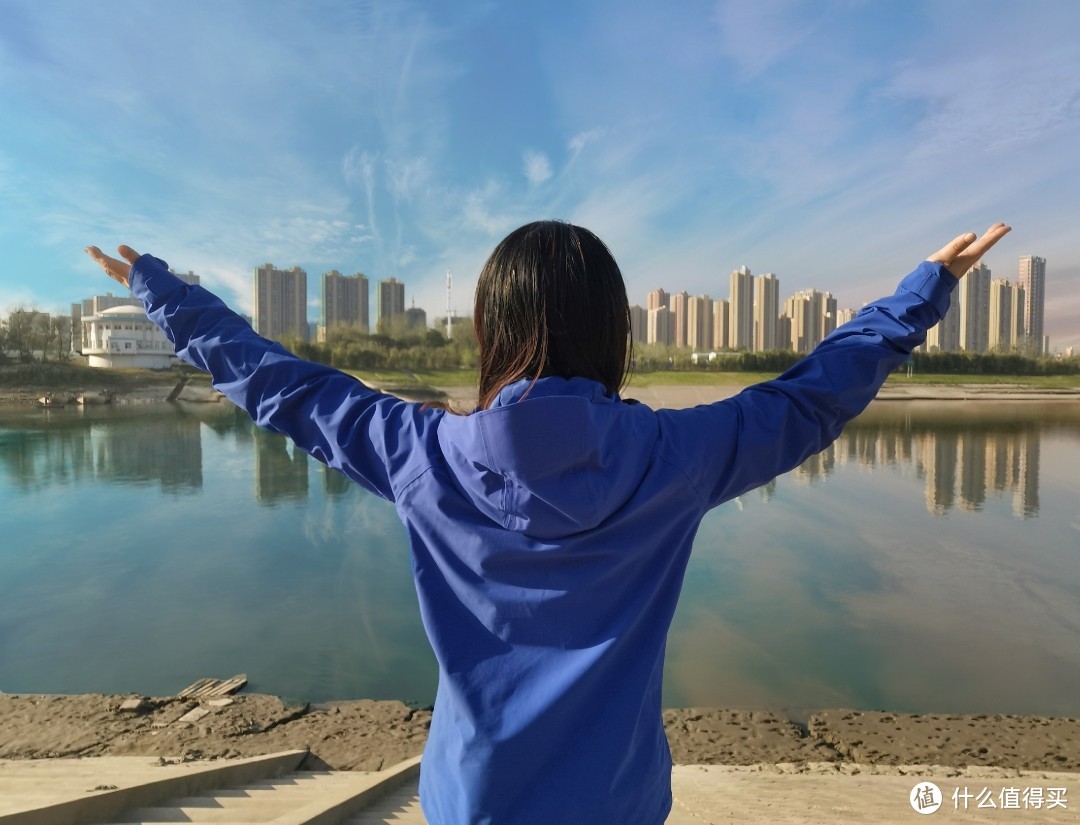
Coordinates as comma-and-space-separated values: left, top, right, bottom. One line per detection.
658, 261, 956, 509
129, 254, 439, 502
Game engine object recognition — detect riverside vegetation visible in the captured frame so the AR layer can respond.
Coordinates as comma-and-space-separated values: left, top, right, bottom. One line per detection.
2, 304, 1078, 397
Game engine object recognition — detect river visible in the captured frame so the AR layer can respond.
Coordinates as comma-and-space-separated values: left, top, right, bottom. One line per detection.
1, 399, 1078, 716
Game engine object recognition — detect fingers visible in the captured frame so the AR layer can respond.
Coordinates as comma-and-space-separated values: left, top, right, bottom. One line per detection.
927, 232, 978, 265
118, 245, 141, 263
927, 222, 1011, 279
84, 244, 132, 287
962, 222, 1011, 261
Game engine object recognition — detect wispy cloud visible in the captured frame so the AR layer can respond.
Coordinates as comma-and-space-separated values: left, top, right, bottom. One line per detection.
711, 0, 827, 79
522, 150, 552, 185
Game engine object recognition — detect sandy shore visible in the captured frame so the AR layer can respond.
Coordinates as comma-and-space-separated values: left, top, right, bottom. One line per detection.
1, 694, 1077, 775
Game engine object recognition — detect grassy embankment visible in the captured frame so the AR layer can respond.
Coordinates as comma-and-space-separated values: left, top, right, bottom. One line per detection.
6, 362, 1078, 400
351, 368, 1080, 391
629, 371, 1080, 388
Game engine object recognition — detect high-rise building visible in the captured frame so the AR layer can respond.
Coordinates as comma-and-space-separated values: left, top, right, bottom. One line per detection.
821, 292, 837, 339
958, 262, 990, 353
629, 305, 648, 344
728, 266, 753, 350
376, 277, 406, 331
86, 292, 141, 316
646, 288, 669, 311
926, 297, 961, 352
647, 307, 674, 346
837, 307, 858, 326
1018, 255, 1046, 354
988, 279, 1025, 352
712, 299, 729, 350
404, 303, 428, 332
672, 291, 689, 348
254, 263, 307, 342
686, 295, 713, 351
753, 273, 780, 352
783, 289, 832, 353
784, 292, 815, 353
321, 270, 369, 334
776, 314, 791, 353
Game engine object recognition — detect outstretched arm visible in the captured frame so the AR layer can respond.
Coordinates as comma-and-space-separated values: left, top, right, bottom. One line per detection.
662, 223, 1011, 509
84, 245, 440, 502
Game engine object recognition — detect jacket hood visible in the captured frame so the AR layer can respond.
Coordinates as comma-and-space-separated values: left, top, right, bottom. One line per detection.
437, 377, 657, 539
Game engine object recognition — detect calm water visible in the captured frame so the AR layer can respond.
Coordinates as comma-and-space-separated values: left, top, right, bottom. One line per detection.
1, 399, 1078, 717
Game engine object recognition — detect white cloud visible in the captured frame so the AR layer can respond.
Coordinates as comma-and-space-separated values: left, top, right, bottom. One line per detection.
568, 127, 605, 156
343, 147, 377, 189
385, 156, 431, 201
462, 182, 516, 235
522, 150, 552, 185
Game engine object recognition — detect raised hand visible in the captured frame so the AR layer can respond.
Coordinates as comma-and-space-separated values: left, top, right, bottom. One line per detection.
927, 222, 1011, 278
85, 245, 141, 289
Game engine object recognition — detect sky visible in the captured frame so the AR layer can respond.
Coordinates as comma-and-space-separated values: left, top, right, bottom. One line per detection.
1, 0, 1079, 351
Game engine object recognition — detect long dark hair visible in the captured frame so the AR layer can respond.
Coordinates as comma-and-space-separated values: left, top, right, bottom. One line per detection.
474, 220, 632, 410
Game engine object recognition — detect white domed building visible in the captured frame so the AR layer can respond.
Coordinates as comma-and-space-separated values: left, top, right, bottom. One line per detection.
81, 305, 178, 369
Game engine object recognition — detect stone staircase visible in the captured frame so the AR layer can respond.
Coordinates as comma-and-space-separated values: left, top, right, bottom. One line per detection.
0, 752, 425, 825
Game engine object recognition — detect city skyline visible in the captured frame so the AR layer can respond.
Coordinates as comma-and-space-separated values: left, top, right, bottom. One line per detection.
57, 248, 1062, 358
632, 253, 1055, 356
2, 2, 1079, 352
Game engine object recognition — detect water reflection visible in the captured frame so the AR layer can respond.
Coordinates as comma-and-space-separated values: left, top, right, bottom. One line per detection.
254, 429, 309, 505
1, 400, 1078, 714
792, 403, 1058, 518
0, 404, 227, 494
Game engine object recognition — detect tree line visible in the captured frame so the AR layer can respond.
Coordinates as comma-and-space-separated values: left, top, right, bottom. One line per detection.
630, 342, 1079, 375
279, 322, 480, 372
0, 308, 75, 364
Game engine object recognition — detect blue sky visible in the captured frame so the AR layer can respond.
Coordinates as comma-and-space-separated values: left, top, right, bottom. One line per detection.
2, 0, 1079, 350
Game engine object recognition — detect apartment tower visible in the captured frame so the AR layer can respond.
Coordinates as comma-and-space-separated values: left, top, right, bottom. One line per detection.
728, 266, 753, 350
1018, 255, 1046, 354
321, 270, 369, 334
753, 273, 780, 352
376, 277, 406, 332
254, 263, 308, 342
958, 262, 991, 353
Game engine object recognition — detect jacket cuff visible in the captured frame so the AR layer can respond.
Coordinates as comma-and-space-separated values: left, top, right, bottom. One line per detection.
898, 261, 957, 321
130, 253, 187, 305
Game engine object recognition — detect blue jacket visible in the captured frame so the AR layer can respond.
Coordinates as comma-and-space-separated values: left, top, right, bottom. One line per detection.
131, 255, 955, 824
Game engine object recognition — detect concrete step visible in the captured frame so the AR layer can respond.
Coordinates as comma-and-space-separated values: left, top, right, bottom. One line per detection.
0, 752, 307, 825
109, 757, 422, 825
342, 780, 425, 824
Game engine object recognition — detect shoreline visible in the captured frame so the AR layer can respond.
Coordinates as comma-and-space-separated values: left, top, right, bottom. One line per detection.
3, 381, 1078, 411
1, 693, 1077, 773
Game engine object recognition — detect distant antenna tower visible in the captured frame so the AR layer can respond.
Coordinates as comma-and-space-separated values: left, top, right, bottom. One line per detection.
445, 268, 453, 339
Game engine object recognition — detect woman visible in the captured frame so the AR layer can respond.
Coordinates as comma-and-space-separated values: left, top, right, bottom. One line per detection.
87, 221, 1009, 824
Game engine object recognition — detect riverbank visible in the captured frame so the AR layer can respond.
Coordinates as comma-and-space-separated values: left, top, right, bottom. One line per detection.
1, 693, 1076, 774
4, 363, 1079, 409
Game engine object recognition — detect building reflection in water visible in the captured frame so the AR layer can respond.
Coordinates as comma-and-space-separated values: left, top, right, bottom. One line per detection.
321, 463, 353, 498
0, 400, 1063, 519
253, 429, 309, 505
0, 406, 207, 493
786, 404, 1052, 519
